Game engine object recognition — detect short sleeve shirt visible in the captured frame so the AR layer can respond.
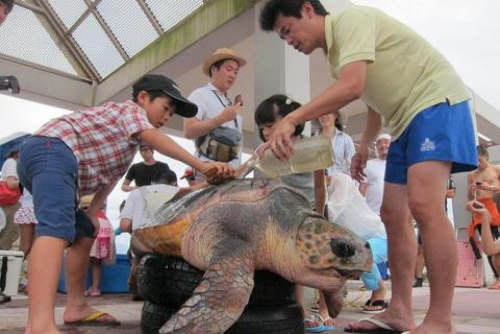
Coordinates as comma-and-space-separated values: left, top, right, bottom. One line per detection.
188, 83, 243, 167
362, 158, 386, 215
325, 7, 470, 139
125, 161, 171, 187
120, 184, 178, 230
1, 158, 18, 180
328, 130, 355, 176
36, 100, 155, 195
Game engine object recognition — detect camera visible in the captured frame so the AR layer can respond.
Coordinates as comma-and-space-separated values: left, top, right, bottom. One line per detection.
0, 76, 21, 94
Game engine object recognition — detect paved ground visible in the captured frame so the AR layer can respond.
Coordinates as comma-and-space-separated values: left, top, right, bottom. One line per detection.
1, 281, 500, 334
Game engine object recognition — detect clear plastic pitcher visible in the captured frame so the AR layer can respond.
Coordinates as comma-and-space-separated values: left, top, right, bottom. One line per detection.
253, 136, 334, 178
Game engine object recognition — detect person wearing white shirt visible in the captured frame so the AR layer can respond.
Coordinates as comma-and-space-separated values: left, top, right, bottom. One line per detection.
120, 169, 179, 300
359, 134, 391, 215
184, 48, 247, 175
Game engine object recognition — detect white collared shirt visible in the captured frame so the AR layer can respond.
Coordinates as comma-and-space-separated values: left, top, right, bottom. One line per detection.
188, 82, 243, 167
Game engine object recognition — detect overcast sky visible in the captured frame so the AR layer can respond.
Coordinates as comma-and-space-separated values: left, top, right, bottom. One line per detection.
1, 0, 498, 251
351, 0, 500, 110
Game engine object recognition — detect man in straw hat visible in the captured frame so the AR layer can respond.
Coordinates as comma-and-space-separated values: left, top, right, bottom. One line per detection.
184, 48, 247, 180
259, 1, 477, 333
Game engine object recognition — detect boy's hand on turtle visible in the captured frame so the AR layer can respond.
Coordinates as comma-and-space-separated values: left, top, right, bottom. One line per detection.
200, 162, 235, 185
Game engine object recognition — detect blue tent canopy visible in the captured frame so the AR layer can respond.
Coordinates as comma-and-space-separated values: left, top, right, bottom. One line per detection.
0, 132, 30, 168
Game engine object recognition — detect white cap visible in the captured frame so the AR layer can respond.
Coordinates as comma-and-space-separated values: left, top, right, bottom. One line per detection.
376, 133, 391, 142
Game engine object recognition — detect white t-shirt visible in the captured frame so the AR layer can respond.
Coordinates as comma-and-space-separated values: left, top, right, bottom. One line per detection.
327, 173, 386, 240
1, 157, 33, 207
120, 184, 179, 230
1, 158, 18, 180
188, 82, 243, 168
362, 158, 386, 215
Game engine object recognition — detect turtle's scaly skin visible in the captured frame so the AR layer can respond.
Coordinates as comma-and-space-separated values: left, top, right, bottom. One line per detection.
134, 179, 372, 334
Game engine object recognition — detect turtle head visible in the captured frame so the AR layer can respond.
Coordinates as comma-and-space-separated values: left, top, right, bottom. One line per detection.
296, 216, 373, 278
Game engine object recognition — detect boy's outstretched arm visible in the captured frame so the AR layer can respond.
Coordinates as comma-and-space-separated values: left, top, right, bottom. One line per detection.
139, 129, 234, 184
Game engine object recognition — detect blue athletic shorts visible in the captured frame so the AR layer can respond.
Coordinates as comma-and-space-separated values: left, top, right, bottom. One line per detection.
17, 136, 95, 243
385, 101, 477, 185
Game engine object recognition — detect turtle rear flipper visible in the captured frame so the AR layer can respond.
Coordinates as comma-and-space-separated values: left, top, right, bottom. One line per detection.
159, 244, 255, 334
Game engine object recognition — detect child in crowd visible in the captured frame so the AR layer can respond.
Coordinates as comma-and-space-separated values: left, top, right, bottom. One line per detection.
82, 195, 116, 297
17, 74, 233, 333
254, 94, 331, 332
466, 200, 500, 274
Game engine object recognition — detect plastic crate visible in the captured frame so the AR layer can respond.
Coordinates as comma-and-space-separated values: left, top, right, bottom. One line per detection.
0, 250, 24, 296
58, 253, 130, 293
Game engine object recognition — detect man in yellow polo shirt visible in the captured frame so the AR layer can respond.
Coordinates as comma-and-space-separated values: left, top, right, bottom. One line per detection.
259, 1, 477, 333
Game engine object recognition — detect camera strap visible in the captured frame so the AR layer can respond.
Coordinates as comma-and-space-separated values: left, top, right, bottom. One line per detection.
212, 91, 238, 128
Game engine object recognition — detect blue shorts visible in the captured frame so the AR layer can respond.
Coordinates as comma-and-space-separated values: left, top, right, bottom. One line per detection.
17, 136, 95, 243
385, 101, 477, 185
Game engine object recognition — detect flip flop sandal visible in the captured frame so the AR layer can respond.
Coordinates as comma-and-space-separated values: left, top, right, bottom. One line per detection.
344, 317, 404, 333
304, 317, 326, 333
362, 300, 388, 314
319, 315, 335, 331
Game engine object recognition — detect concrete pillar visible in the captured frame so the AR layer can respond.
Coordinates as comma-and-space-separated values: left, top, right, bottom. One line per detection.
253, 1, 311, 149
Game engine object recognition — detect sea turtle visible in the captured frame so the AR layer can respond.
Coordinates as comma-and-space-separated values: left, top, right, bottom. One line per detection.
133, 178, 373, 334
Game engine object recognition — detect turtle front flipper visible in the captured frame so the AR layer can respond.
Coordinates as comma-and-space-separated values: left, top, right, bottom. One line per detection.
158, 246, 255, 334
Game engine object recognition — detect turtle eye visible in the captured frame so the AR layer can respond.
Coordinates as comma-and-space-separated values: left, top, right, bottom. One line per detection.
329, 239, 356, 258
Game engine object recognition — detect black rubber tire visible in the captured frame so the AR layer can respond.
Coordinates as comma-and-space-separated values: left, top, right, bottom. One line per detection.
138, 255, 296, 307
137, 255, 204, 308
141, 301, 174, 334
227, 302, 304, 334
249, 270, 296, 306
140, 300, 304, 334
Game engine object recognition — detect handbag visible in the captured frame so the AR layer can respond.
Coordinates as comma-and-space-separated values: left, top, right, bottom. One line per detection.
0, 181, 21, 206
196, 126, 242, 162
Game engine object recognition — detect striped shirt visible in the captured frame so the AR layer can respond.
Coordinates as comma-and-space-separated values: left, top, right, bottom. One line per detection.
36, 100, 154, 195
328, 130, 356, 176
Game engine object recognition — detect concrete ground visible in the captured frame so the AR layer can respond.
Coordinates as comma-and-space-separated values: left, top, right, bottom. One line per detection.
1, 280, 499, 334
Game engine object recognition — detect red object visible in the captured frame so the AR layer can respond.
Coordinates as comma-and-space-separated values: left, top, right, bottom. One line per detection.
0, 181, 21, 205
455, 241, 484, 288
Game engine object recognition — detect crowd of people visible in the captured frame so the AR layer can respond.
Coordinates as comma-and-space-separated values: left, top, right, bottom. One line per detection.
0, 1, 498, 334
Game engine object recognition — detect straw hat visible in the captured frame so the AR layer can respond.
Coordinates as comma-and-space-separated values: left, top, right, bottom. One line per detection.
202, 48, 247, 76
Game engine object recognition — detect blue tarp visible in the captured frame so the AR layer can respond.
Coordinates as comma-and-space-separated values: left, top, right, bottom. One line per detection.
0, 132, 30, 168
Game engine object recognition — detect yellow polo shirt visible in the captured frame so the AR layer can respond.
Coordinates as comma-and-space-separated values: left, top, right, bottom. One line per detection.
325, 7, 470, 139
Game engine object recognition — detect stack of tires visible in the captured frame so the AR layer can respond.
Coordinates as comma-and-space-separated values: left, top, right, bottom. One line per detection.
137, 255, 304, 334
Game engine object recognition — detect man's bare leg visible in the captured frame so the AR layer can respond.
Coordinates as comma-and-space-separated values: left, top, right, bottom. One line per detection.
349, 182, 416, 332
25, 236, 67, 334
408, 161, 456, 334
